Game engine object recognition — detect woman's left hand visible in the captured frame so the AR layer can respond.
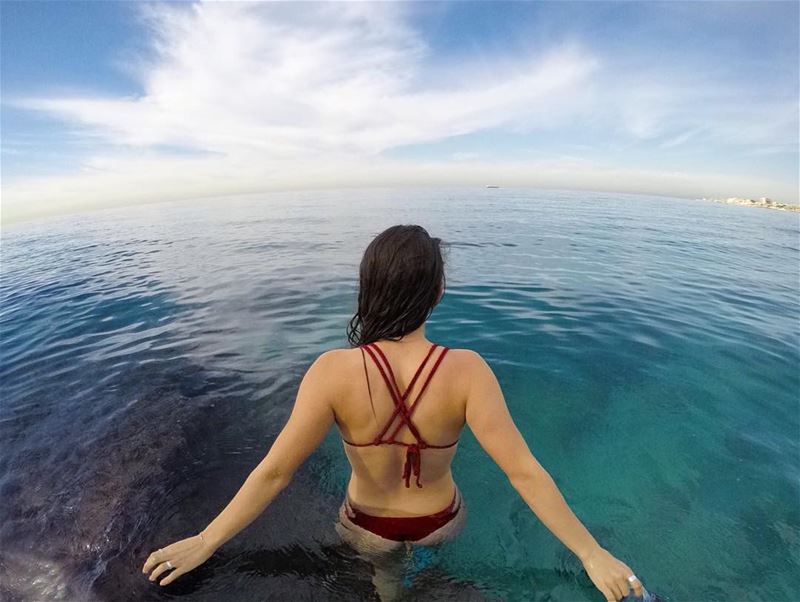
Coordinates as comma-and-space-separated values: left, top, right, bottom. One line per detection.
142, 533, 215, 586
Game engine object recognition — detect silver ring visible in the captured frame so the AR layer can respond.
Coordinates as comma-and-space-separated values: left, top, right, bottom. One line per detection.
628, 574, 638, 583
165, 560, 174, 570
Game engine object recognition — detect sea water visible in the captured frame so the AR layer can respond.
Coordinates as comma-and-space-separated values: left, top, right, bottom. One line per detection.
1, 187, 797, 601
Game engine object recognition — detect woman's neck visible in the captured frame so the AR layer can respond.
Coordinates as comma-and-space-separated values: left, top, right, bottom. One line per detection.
378, 324, 428, 346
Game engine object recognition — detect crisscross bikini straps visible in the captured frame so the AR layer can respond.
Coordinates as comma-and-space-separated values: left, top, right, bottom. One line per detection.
359, 341, 454, 487
362, 342, 440, 445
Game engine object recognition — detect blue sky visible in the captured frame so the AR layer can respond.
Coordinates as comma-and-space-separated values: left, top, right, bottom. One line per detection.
2, 1, 798, 224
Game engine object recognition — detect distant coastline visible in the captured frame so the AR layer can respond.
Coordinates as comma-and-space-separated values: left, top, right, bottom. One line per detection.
700, 196, 799, 212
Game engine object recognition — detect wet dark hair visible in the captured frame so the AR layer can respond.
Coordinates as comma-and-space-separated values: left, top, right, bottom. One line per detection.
347, 225, 450, 347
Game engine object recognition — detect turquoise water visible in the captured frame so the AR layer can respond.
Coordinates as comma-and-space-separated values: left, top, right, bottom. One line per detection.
1, 187, 797, 601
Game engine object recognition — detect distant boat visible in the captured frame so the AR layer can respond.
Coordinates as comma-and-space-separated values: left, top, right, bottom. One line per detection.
486, 185, 500, 189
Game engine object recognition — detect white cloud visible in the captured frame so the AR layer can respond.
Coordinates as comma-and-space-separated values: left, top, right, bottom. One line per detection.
1, 1, 797, 224
601, 72, 798, 149
5, 2, 597, 158
659, 128, 704, 149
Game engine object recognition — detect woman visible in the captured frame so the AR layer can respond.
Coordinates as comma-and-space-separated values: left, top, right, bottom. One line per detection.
142, 225, 645, 602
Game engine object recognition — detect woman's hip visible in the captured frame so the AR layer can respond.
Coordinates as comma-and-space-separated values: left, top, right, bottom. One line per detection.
334, 484, 467, 554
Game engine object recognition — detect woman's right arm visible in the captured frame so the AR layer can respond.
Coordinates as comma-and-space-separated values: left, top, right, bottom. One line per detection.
462, 349, 644, 602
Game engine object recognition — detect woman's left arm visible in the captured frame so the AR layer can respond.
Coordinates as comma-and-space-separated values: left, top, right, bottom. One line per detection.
142, 350, 338, 586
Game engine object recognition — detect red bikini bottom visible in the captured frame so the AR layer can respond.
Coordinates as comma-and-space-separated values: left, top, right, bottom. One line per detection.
343, 489, 461, 542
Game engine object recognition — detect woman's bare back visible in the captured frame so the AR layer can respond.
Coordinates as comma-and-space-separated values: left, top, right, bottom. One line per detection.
332, 340, 469, 517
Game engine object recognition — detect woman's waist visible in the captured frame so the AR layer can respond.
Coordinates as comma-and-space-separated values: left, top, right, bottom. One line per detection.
345, 474, 459, 517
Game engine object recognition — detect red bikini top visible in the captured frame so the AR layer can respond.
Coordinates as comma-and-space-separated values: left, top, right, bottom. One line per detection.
341, 341, 458, 488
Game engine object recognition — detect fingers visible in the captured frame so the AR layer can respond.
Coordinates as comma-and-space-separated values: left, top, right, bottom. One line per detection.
608, 571, 641, 600
159, 567, 186, 586
142, 549, 163, 574
586, 553, 643, 601
142, 537, 207, 587
600, 584, 616, 602
595, 580, 620, 602
623, 574, 642, 598
607, 578, 625, 600
148, 561, 174, 583
621, 563, 644, 598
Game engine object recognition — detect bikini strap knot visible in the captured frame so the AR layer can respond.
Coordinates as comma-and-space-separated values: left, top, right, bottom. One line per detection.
403, 443, 424, 489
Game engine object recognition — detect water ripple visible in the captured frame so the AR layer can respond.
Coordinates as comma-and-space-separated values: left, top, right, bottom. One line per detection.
1, 188, 797, 601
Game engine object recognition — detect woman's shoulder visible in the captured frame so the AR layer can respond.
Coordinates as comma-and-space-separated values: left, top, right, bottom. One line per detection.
325, 345, 483, 415
325, 345, 483, 373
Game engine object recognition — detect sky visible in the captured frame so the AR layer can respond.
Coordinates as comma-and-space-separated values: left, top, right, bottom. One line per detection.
1, 1, 798, 225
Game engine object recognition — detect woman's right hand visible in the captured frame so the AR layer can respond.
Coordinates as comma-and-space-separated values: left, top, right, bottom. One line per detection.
581, 546, 644, 601
142, 533, 216, 586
